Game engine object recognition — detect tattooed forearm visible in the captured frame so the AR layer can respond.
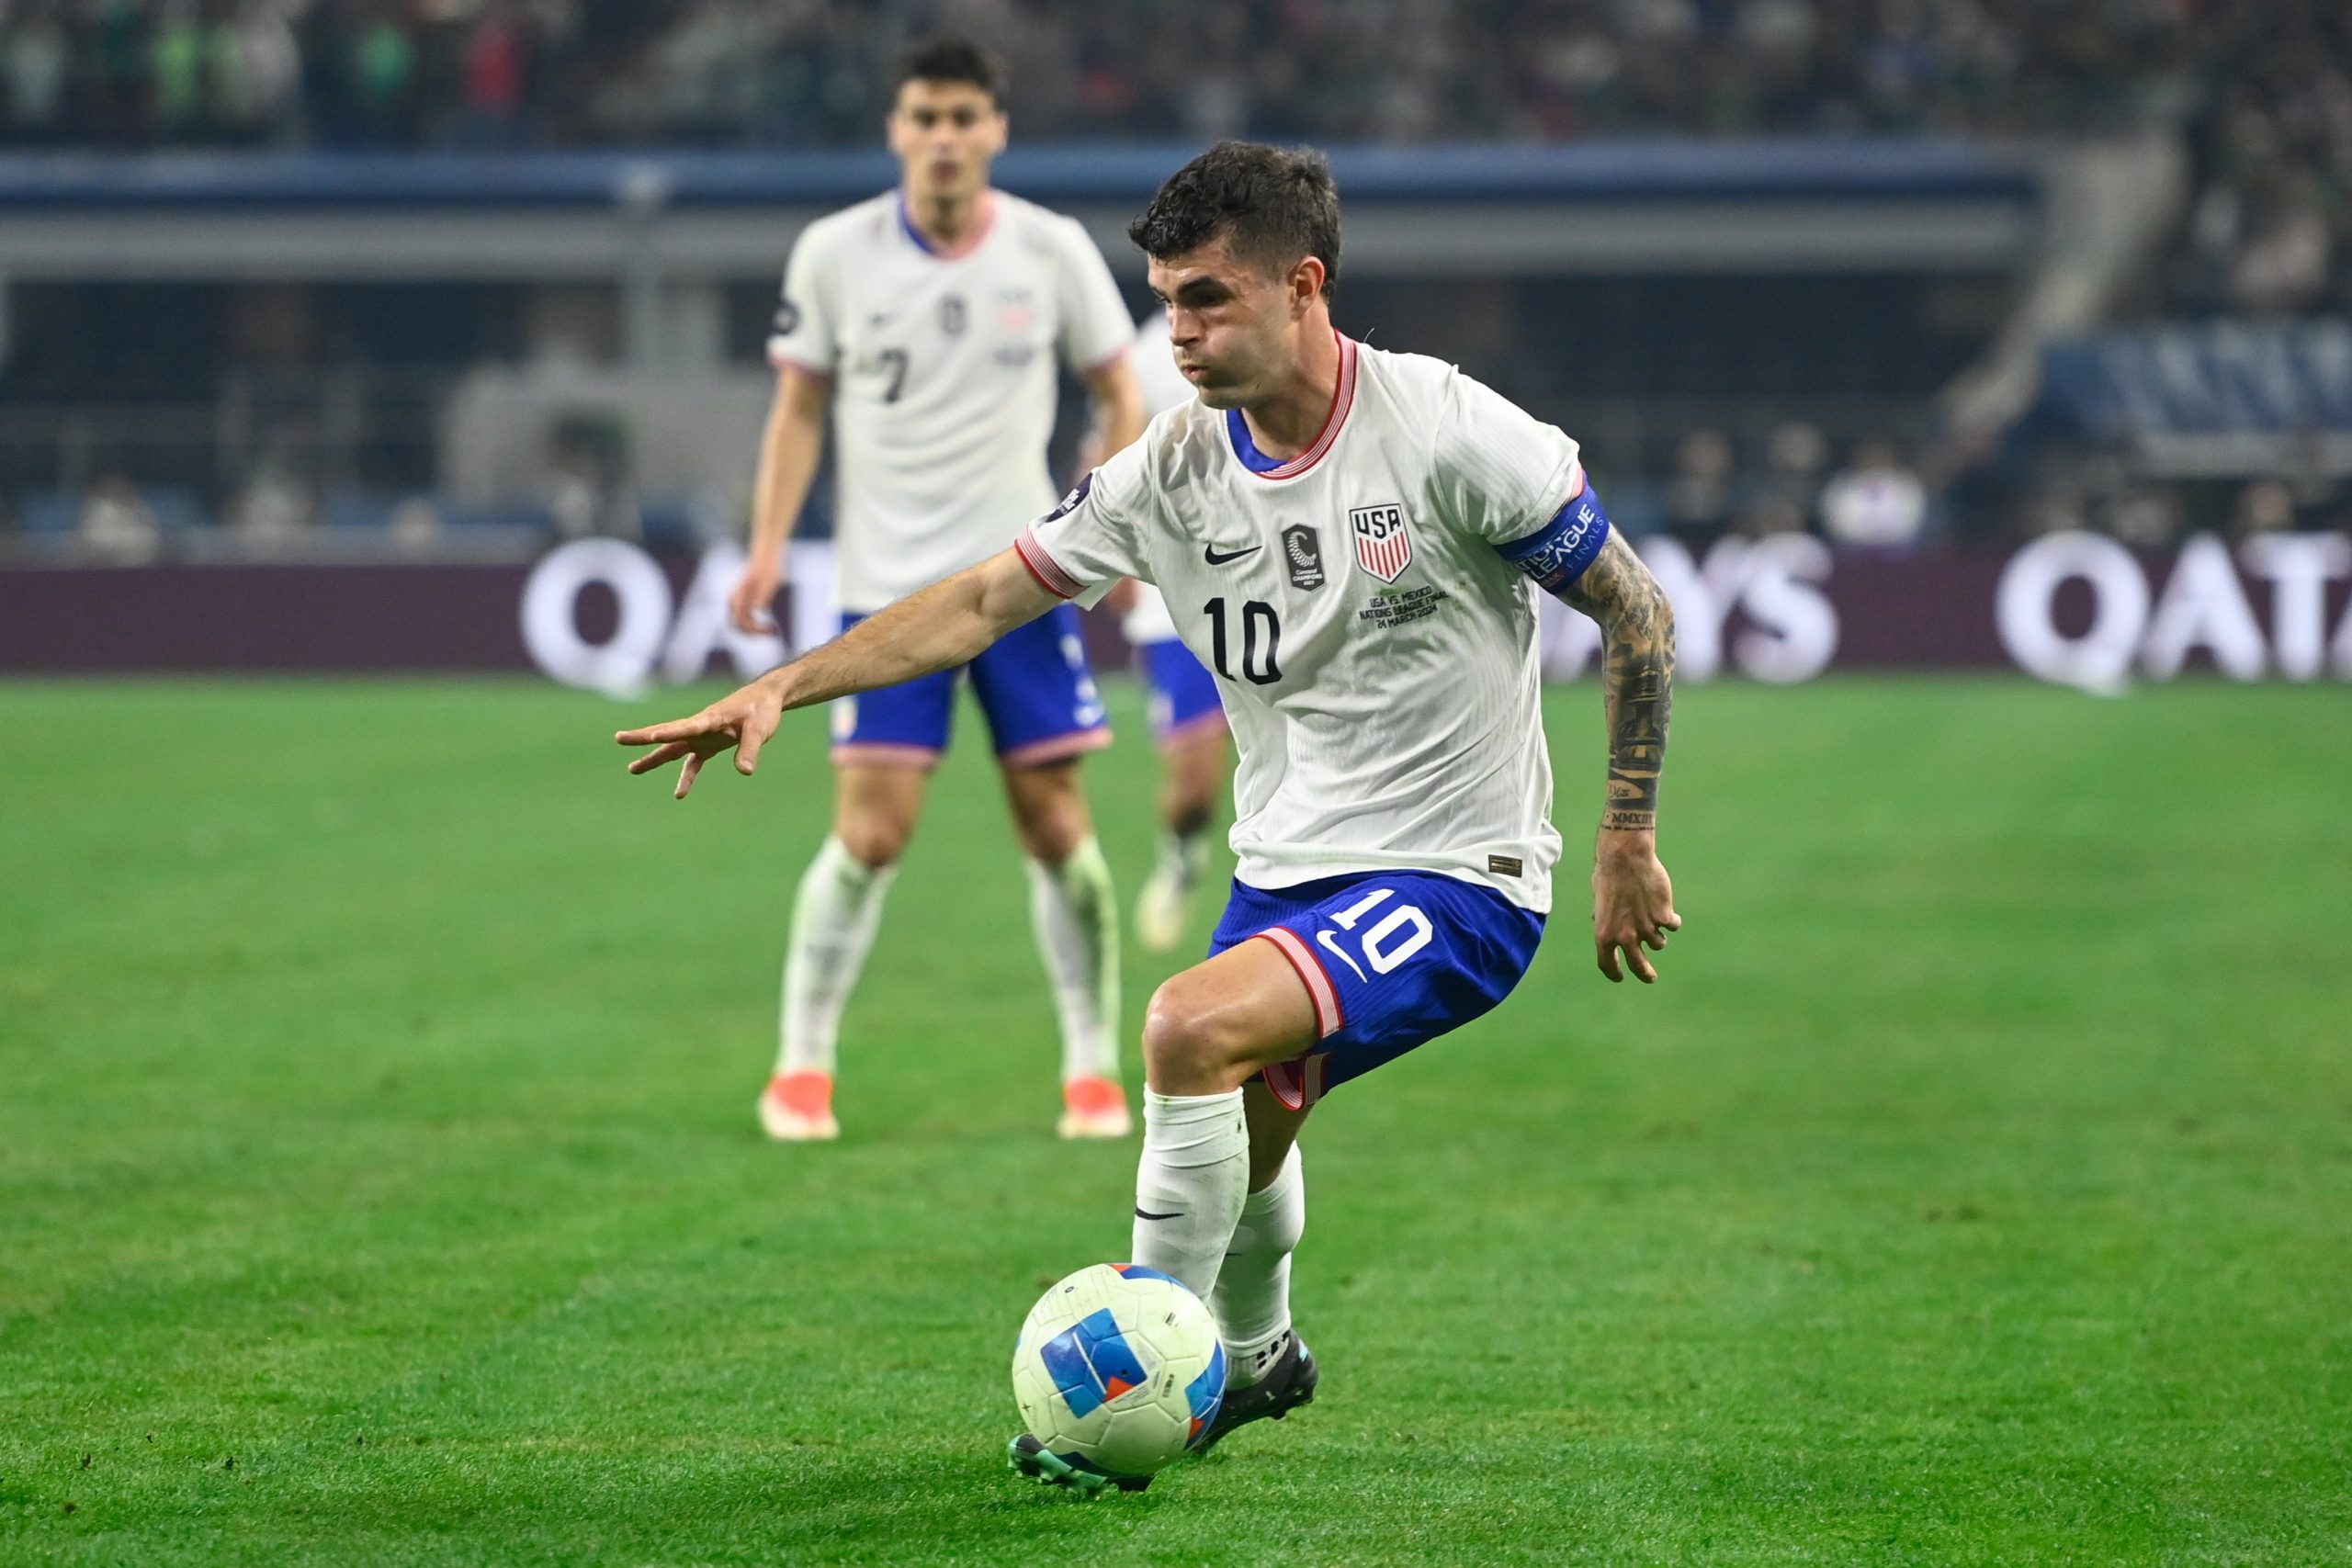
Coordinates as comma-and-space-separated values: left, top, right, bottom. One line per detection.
1559, 531, 1674, 834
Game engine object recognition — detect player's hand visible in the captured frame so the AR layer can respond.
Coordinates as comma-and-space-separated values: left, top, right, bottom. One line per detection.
1591, 834, 1679, 984
616, 682, 785, 799
728, 556, 784, 637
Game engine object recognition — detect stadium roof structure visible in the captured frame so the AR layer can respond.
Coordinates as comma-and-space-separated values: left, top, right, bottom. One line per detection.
0, 140, 2036, 282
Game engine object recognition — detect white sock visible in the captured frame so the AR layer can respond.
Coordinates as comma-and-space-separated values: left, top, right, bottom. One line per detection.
1025, 835, 1120, 1082
775, 836, 896, 1077
1130, 1089, 1249, 1300
1215, 1145, 1304, 1387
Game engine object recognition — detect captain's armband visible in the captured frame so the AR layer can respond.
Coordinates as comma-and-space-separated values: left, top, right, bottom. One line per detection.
1494, 482, 1613, 596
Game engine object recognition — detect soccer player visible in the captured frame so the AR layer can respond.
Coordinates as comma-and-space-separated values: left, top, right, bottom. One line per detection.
1102, 307, 1231, 953
724, 39, 1146, 1143
625, 141, 1679, 1475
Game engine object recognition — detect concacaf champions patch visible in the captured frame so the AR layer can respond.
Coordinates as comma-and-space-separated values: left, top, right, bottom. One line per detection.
1282, 525, 1325, 591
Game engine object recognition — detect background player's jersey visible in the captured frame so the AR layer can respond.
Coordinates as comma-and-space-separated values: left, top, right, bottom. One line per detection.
767, 190, 1132, 615
1118, 309, 1191, 647
1020, 336, 1586, 913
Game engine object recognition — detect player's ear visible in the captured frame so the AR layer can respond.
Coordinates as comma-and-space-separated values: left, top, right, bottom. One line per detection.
1289, 256, 1326, 314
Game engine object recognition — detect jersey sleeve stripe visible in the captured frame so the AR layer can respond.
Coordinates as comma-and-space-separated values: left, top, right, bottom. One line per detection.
1255, 926, 1344, 1037
1014, 527, 1086, 599
765, 347, 834, 381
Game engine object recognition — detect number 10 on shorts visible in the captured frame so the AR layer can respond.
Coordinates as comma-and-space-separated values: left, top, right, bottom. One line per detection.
1314, 887, 1431, 980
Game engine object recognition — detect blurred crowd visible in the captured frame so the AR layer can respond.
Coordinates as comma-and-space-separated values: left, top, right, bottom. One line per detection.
3, 2, 2346, 310
1630, 422, 2352, 558
3, 0, 2347, 558
6, 0, 2337, 146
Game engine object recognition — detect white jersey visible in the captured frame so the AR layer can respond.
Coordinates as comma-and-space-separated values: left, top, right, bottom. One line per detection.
1019, 335, 1586, 912
767, 190, 1133, 615
1117, 308, 1194, 646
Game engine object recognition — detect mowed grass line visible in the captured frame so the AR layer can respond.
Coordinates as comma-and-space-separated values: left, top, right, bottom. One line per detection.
1, 676, 2346, 1566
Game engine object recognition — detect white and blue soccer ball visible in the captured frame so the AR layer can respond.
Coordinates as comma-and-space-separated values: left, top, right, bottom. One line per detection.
1012, 1262, 1226, 1482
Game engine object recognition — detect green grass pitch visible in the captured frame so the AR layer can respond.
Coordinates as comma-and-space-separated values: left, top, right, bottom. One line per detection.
3, 674, 2348, 1565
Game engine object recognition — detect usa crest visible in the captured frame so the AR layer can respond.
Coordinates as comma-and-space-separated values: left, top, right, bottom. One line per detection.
1350, 503, 1412, 582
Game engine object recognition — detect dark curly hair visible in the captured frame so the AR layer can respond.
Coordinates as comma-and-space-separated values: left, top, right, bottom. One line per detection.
894, 37, 1002, 102
1127, 141, 1340, 299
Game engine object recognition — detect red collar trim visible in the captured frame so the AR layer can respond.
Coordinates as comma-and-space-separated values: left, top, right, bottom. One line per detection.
1236, 333, 1358, 481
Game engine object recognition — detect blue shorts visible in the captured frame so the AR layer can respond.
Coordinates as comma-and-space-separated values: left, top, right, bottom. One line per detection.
1209, 870, 1547, 1110
830, 603, 1110, 770
1139, 637, 1226, 746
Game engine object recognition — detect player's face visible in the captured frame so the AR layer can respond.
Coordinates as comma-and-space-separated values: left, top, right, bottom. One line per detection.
1147, 237, 1325, 411
888, 80, 1006, 205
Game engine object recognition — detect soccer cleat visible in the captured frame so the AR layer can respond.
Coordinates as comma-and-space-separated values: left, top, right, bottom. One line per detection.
1134, 837, 1208, 953
1134, 862, 1193, 953
758, 1070, 839, 1142
1008, 1434, 1150, 1495
1057, 1074, 1132, 1140
1191, 1333, 1317, 1454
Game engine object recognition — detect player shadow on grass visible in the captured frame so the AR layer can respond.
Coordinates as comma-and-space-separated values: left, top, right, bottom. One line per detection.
758, 1442, 1194, 1548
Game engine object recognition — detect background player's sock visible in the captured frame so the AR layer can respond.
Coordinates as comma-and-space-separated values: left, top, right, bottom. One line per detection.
1024, 835, 1120, 1082
1213, 1144, 1304, 1388
776, 835, 897, 1077
1131, 1088, 1249, 1299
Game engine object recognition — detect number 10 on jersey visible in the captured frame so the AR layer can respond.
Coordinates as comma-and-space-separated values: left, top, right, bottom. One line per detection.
1204, 598, 1282, 685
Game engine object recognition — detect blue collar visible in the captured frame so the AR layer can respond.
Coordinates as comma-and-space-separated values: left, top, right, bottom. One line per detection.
896, 193, 939, 255
1225, 408, 1287, 474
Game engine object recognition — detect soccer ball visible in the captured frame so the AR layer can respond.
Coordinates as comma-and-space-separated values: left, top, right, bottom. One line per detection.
1012, 1262, 1226, 1483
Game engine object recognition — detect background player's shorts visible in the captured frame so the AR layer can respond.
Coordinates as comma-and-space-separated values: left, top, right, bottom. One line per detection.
1139, 637, 1226, 747
830, 602, 1110, 770
1208, 870, 1546, 1110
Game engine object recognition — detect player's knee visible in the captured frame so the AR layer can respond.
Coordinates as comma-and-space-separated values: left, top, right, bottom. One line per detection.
1006, 773, 1089, 863
1017, 815, 1087, 865
1141, 976, 1250, 1090
836, 812, 914, 869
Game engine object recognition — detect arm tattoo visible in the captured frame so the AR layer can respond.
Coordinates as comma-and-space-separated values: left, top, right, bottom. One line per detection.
1558, 531, 1674, 834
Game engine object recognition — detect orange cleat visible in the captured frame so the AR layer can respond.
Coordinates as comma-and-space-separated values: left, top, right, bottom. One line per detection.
1057, 1074, 1132, 1141
759, 1070, 840, 1142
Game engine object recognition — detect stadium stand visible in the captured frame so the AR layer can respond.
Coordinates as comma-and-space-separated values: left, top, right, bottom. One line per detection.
0, 1, 2346, 555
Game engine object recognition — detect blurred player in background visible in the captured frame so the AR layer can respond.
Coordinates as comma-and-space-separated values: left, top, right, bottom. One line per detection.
727, 38, 1146, 1142
625, 142, 1681, 1472
1095, 308, 1231, 953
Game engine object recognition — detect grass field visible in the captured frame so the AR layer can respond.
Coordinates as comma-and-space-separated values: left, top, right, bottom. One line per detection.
3, 674, 2348, 1566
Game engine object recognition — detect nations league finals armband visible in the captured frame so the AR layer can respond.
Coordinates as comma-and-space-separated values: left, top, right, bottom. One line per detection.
1494, 484, 1613, 595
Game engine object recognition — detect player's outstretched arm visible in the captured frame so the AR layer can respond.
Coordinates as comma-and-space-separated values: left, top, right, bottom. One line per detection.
616, 548, 1061, 798
1556, 530, 1682, 983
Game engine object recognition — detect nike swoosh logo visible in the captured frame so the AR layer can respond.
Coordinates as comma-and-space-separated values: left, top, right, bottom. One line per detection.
1315, 929, 1366, 982
1204, 544, 1262, 564
1135, 1208, 1184, 1221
